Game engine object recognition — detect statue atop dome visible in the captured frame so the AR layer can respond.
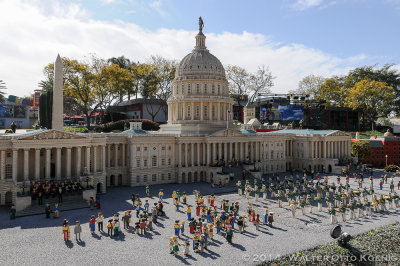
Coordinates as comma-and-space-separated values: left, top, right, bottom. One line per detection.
199, 16, 204, 33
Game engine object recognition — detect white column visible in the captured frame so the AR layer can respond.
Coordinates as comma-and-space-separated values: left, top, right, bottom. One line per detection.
212, 143, 216, 162
207, 143, 211, 165
23, 149, 29, 181
190, 143, 194, 166
130, 144, 136, 169
107, 145, 111, 168
45, 148, 51, 180
158, 144, 161, 167
35, 149, 40, 181
200, 102, 204, 121
235, 142, 238, 159
229, 142, 233, 161
191, 102, 194, 120
323, 141, 326, 158
178, 143, 182, 167
86, 146, 91, 174
76, 147, 81, 177
175, 102, 179, 121
245, 142, 248, 161
94, 146, 98, 173
114, 144, 118, 168
56, 148, 61, 179
197, 143, 200, 166
224, 143, 228, 161
66, 147, 71, 178
217, 102, 221, 120
0, 150, 5, 180
184, 143, 188, 167
12, 149, 18, 183
122, 144, 126, 167
182, 102, 186, 120
218, 143, 222, 160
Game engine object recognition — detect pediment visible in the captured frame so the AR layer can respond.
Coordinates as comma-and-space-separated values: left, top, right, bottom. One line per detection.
209, 128, 246, 137
326, 131, 349, 137
18, 129, 87, 140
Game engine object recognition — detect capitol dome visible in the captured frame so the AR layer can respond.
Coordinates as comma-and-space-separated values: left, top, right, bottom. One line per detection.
176, 33, 226, 79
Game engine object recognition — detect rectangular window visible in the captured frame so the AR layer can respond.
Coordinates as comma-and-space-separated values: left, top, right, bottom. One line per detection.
136, 175, 140, 183
168, 158, 171, 165
217, 84, 220, 94
143, 175, 148, 183
161, 158, 166, 166
204, 84, 207, 94
187, 105, 191, 117
204, 106, 208, 118
212, 84, 215, 94
181, 84, 184, 94
152, 174, 157, 182
136, 159, 141, 168
168, 146, 171, 150
196, 105, 200, 117
161, 173, 165, 180
161, 146, 166, 151
136, 147, 140, 151
152, 156, 157, 167
168, 173, 172, 180
144, 160, 148, 167
188, 85, 191, 94
5, 164, 12, 179
144, 147, 147, 151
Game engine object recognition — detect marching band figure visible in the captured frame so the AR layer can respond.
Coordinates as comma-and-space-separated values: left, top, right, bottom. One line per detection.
372, 195, 379, 213
329, 206, 337, 224
379, 195, 387, 211
364, 198, 372, 216
290, 200, 296, 217
394, 192, 399, 208
236, 181, 242, 196
339, 202, 346, 222
262, 184, 267, 200
277, 190, 283, 208
357, 199, 364, 218
388, 193, 394, 209
316, 194, 322, 212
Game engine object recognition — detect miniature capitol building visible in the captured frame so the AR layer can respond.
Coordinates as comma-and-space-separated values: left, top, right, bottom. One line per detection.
0, 19, 351, 212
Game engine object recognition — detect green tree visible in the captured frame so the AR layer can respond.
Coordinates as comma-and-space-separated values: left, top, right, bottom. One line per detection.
316, 76, 348, 107
344, 64, 400, 114
0, 80, 6, 103
351, 141, 370, 160
295, 74, 325, 99
346, 79, 395, 130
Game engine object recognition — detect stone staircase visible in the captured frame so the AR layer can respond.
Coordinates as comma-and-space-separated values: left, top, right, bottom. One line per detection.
16, 194, 89, 217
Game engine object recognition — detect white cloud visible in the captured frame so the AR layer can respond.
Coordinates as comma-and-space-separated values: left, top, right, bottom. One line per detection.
0, 0, 378, 97
149, 0, 166, 16
291, 0, 325, 10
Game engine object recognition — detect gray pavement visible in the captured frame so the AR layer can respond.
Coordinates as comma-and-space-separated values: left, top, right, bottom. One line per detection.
1, 170, 400, 266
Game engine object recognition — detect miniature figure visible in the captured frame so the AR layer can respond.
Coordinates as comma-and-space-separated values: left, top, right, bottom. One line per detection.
74, 221, 82, 241
62, 219, 70, 241
89, 215, 96, 234
53, 204, 60, 218
107, 219, 113, 236
9, 205, 16, 220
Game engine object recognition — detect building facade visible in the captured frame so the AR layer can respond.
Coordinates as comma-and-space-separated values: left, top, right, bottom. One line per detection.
0, 23, 352, 209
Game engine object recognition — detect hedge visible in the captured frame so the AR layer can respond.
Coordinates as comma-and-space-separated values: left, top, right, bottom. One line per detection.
96, 118, 160, 132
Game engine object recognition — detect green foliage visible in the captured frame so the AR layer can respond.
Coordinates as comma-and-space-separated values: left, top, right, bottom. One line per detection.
384, 164, 400, 172
351, 141, 371, 160
63, 126, 88, 133
0, 80, 7, 103
97, 118, 160, 132
4, 129, 13, 134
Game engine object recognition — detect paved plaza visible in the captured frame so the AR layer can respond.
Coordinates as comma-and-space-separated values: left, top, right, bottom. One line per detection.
1, 171, 399, 266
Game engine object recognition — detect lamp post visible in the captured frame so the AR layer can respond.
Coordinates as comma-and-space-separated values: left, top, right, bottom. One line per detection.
385, 154, 388, 166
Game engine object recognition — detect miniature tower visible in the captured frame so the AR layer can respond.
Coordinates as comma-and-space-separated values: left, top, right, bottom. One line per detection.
52, 54, 63, 131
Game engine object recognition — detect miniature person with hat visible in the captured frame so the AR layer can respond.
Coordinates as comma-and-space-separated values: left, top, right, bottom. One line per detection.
174, 220, 181, 236
74, 220, 82, 242
158, 189, 164, 201
107, 219, 113, 236
62, 219, 70, 241
267, 212, 274, 227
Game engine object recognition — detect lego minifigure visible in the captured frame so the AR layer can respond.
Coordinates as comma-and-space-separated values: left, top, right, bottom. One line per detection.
114, 219, 120, 236
53, 204, 60, 218
186, 205, 192, 220
339, 202, 346, 222
372, 195, 379, 213
277, 190, 283, 208
184, 241, 190, 256
74, 221, 82, 241
89, 197, 95, 210
107, 219, 113, 236
394, 192, 399, 208
169, 236, 174, 254
225, 224, 233, 244
211, 194, 215, 207
97, 212, 104, 231
145, 185, 150, 197
45, 202, 51, 218
174, 220, 180, 236
364, 198, 371, 216
122, 211, 130, 229
208, 223, 214, 239
9, 205, 16, 220
158, 189, 164, 201
181, 220, 186, 236
300, 197, 305, 215
328, 206, 337, 224
357, 199, 364, 218
172, 235, 180, 256
254, 214, 260, 231
267, 212, 274, 227
183, 192, 187, 205
62, 219, 70, 241
172, 191, 177, 204
290, 200, 296, 217
388, 193, 394, 209
193, 232, 200, 252
379, 195, 387, 211
135, 222, 140, 234
89, 215, 96, 234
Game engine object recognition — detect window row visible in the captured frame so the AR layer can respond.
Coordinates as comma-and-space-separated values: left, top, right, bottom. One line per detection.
174, 83, 228, 95
136, 173, 172, 183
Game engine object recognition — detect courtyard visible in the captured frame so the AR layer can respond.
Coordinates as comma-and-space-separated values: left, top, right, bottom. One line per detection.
1, 171, 399, 266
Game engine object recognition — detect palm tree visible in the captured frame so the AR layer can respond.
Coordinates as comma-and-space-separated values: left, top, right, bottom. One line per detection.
107, 56, 132, 70
0, 80, 6, 103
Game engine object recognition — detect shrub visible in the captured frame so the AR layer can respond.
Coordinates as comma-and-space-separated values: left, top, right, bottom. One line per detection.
384, 164, 400, 172
63, 126, 89, 133
97, 118, 160, 132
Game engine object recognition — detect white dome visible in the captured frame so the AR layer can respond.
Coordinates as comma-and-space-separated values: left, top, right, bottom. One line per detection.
177, 49, 225, 78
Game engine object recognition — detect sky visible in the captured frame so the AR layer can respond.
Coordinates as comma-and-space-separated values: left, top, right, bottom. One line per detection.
1, 0, 400, 97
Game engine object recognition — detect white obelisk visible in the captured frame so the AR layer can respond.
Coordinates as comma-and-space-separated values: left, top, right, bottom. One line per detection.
52, 54, 63, 131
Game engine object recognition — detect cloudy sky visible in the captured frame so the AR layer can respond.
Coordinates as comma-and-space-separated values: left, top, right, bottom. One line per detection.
1, 0, 399, 97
